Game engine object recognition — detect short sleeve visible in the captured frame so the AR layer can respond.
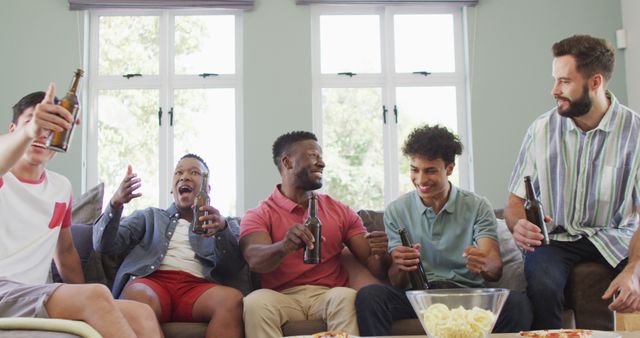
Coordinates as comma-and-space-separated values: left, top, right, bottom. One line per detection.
343, 206, 366, 241
383, 204, 402, 253
472, 198, 498, 242
508, 123, 537, 198
61, 195, 73, 228
240, 207, 269, 239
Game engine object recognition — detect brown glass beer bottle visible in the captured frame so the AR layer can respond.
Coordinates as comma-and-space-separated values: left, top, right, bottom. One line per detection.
524, 175, 550, 245
303, 194, 321, 264
399, 227, 429, 290
47, 69, 84, 152
192, 172, 210, 235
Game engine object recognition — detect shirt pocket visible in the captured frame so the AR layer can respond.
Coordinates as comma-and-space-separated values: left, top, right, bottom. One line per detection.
48, 202, 68, 229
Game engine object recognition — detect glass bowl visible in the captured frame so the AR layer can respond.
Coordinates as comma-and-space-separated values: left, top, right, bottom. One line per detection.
406, 288, 510, 338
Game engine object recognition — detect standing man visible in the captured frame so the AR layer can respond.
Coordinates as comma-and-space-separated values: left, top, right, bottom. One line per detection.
505, 34, 640, 329
93, 154, 245, 338
240, 131, 389, 338
0, 86, 161, 338
355, 125, 531, 336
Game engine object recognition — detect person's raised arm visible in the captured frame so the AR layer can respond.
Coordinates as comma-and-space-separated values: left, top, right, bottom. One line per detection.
0, 83, 72, 176
240, 224, 314, 273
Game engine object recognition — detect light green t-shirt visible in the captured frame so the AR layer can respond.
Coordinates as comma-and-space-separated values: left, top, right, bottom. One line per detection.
384, 184, 498, 288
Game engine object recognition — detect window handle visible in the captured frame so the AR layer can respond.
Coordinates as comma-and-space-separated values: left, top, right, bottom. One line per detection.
158, 107, 163, 126
199, 73, 219, 78
382, 105, 388, 124
412, 71, 431, 77
123, 73, 142, 79
169, 107, 174, 126
393, 105, 398, 124
338, 72, 357, 77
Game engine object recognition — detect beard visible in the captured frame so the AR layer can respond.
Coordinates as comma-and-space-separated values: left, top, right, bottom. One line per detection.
294, 166, 323, 191
556, 84, 592, 118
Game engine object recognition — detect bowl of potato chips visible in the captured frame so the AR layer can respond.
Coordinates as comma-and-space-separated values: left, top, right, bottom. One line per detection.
406, 288, 509, 338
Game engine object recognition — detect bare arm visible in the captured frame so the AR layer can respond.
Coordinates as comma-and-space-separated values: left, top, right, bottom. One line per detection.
504, 193, 526, 232
464, 237, 503, 282
603, 228, 640, 312
346, 233, 389, 280
240, 224, 314, 273
54, 227, 84, 283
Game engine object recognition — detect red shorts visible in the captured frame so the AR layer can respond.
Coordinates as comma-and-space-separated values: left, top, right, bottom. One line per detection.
127, 270, 217, 323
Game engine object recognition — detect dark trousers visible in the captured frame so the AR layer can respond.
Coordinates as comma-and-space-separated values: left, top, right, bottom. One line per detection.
524, 237, 626, 330
355, 283, 532, 336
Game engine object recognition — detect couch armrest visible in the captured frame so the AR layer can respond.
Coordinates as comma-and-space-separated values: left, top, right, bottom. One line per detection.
566, 261, 614, 330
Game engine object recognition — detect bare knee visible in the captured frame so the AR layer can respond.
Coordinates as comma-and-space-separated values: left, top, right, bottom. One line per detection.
117, 300, 163, 337
121, 283, 162, 318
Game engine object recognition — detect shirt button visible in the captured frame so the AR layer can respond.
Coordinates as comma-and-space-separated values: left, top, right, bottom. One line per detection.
222, 250, 227, 254
168, 232, 172, 235
131, 276, 136, 280
108, 213, 113, 218
150, 265, 155, 269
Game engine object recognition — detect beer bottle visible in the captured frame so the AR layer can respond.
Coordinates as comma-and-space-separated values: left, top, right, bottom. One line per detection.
524, 176, 550, 245
399, 227, 429, 290
47, 69, 84, 152
192, 172, 210, 235
303, 193, 321, 264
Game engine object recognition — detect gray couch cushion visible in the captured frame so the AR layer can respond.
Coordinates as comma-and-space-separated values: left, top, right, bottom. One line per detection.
71, 183, 104, 224
486, 219, 526, 292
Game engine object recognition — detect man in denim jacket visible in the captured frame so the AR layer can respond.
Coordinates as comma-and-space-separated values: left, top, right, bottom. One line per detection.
94, 153, 245, 338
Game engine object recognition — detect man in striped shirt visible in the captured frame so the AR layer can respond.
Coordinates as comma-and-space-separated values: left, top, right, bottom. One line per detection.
505, 35, 640, 329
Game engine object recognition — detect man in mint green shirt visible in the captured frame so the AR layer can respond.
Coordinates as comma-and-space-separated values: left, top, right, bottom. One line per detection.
355, 125, 531, 335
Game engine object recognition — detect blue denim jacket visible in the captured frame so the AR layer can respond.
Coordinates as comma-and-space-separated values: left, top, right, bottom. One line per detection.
93, 203, 245, 297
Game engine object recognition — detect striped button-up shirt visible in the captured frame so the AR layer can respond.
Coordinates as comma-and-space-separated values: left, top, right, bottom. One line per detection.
509, 92, 640, 267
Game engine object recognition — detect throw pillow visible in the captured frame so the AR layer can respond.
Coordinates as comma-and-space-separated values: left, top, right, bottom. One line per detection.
72, 182, 104, 224
486, 219, 527, 292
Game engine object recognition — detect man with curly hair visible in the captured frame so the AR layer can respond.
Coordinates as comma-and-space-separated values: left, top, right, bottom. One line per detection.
355, 125, 532, 335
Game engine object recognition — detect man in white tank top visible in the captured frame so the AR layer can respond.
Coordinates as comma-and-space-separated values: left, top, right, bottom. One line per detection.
0, 85, 163, 338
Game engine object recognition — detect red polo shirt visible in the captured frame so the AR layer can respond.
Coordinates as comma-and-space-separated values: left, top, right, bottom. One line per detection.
240, 185, 366, 291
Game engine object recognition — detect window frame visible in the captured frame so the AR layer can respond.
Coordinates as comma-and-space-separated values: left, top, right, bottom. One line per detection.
310, 4, 473, 208
84, 8, 244, 211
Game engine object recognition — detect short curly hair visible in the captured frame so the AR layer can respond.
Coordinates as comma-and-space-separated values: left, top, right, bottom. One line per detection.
402, 124, 463, 165
272, 131, 318, 172
180, 153, 209, 172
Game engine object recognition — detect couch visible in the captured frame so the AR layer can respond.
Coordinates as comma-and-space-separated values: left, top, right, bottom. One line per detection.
0, 184, 615, 337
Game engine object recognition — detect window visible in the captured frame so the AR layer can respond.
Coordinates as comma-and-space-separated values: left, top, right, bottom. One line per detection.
311, 5, 471, 210
87, 10, 242, 215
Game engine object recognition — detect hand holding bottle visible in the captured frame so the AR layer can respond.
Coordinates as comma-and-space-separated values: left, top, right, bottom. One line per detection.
26, 83, 74, 140
512, 215, 552, 252
110, 164, 142, 209
196, 205, 227, 237
391, 243, 422, 271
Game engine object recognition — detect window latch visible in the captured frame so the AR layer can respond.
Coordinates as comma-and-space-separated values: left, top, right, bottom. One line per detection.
158, 107, 163, 126
412, 71, 431, 77
198, 73, 219, 78
169, 107, 174, 126
338, 72, 357, 77
393, 105, 398, 124
382, 105, 388, 124
123, 73, 142, 79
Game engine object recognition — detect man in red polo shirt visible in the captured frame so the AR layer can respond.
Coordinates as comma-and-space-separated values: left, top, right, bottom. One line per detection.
240, 131, 389, 338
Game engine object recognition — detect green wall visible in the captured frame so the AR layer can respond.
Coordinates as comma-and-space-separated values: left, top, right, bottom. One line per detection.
0, 0, 627, 212
467, 0, 626, 207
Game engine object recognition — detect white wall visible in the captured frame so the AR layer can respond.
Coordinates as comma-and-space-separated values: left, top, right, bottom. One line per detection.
621, 0, 640, 112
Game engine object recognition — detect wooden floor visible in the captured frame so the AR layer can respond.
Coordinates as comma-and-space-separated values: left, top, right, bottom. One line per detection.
616, 312, 640, 331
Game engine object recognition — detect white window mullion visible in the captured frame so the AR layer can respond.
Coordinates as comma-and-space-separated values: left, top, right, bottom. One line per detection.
159, 11, 172, 209
382, 7, 398, 207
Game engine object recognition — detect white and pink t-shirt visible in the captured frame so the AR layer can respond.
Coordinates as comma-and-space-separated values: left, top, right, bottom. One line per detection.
0, 170, 72, 285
